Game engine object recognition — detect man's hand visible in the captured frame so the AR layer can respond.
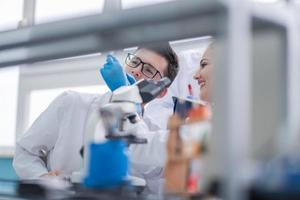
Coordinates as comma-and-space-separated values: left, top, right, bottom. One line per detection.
100, 55, 136, 91
40, 170, 60, 177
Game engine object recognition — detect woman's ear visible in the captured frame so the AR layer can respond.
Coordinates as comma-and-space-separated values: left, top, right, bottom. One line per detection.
158, 88, 168, 98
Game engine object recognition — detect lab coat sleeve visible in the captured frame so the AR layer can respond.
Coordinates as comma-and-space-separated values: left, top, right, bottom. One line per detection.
13, 92, 71, 179
128, 120, 169, 168
13, 143, 49, 179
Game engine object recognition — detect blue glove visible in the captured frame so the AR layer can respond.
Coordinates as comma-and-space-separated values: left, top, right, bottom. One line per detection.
126, 73, 136, 85
100, 55, 136, 91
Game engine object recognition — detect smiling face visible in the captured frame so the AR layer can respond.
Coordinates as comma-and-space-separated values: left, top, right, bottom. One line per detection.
193, 46, 213, 102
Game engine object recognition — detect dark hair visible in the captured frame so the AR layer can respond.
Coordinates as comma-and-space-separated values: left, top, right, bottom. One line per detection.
137, 42, 179, 83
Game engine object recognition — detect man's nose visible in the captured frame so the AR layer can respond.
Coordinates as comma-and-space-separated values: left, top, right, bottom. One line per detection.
130, 67, 142, 79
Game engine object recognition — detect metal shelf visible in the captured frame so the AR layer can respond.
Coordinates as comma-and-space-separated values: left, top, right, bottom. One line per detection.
0, 0, 223, 67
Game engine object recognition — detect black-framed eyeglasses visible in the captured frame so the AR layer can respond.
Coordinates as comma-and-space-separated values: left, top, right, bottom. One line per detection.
125, 53, 162, 79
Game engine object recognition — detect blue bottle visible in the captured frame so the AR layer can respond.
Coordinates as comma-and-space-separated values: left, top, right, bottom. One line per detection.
84, 139, 128, 188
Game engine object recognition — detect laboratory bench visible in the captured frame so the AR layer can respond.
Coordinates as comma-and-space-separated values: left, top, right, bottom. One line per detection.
0, 179, 213, 200
0, 179, 145, 200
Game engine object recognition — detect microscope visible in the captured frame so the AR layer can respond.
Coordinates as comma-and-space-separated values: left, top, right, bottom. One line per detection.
72, 77, 171, 189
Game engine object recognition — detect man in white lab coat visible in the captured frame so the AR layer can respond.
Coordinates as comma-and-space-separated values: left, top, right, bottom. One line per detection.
13, 43, 179, 196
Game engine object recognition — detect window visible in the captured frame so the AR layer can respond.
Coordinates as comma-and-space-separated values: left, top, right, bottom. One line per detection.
0, 67, 19, 147
0, 0, 23, 31
35, 0, 105, 24
27, 85, 109, 129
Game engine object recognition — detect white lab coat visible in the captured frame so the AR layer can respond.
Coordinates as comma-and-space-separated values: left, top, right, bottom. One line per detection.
13, 91, 111, 179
